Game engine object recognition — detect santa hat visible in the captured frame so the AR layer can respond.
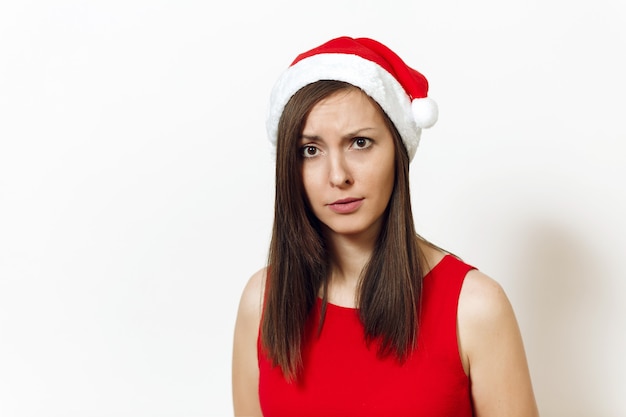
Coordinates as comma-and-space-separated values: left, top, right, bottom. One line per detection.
266, 36, 438, 161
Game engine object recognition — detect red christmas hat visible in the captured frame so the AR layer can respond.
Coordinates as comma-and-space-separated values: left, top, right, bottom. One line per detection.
266, 36, 438, 161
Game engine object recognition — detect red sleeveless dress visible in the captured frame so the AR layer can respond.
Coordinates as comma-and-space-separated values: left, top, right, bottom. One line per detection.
258, 255, 475, 417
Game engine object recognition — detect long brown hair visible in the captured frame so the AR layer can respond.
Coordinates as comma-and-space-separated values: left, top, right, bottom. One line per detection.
261, 80, 425, 381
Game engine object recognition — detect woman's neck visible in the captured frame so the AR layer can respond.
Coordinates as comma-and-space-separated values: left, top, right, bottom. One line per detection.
329, 237, 373, 282
322, 228, 378, 307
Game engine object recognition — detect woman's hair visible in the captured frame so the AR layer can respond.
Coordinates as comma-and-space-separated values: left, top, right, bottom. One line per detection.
261, 80, 426, 381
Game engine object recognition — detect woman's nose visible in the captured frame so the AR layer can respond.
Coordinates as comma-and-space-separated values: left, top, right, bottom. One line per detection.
328, 152, 353, 187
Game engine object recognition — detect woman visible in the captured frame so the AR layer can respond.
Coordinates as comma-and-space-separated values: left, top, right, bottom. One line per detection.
232, 36, 539, 416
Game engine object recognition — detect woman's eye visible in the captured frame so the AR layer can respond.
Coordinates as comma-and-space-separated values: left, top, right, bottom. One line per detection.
353, 137, 372, 149
301, 145, 320, 158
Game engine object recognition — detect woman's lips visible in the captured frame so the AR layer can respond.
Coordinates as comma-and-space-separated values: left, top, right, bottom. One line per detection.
327, 198, 364, 214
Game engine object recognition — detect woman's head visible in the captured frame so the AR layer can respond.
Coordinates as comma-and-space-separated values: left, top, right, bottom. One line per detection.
275, 80, 412, 243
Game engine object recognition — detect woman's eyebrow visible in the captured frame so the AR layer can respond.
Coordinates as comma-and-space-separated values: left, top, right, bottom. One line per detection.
300, 134, 322, 141
301, 127, 377, 142
342, 127, 376, 139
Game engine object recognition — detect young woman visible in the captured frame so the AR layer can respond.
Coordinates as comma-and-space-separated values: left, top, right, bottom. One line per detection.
232, 36, 539, 417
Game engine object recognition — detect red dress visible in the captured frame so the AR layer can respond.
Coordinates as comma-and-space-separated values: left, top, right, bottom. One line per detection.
258, 255, 475, 417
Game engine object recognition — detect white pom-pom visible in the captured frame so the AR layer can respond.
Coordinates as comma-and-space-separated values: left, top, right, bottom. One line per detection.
411, 97, 438, 129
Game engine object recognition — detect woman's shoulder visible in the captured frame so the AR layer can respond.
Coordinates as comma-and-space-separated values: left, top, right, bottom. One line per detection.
456, 267, 522, 374
232, 267, 268, 376
457, 268, 540, 415
236, 267, 268, 322
458, 269, 510, 323
232, 267, 267, 416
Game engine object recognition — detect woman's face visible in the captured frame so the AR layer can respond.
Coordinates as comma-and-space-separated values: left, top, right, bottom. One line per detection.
300, 88, 396, 241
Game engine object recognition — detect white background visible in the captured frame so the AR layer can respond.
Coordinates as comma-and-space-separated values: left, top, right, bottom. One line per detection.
1, 1, 625, 416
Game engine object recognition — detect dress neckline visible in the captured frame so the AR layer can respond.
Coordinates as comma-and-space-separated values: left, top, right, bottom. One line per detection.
319, 254, 452, 311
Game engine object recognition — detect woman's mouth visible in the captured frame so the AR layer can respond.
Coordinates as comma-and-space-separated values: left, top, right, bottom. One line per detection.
327, 198, 364, 214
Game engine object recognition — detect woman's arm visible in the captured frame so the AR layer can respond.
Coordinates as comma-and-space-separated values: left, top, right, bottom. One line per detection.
232, 268, 266, 417
458, 270, 540, 417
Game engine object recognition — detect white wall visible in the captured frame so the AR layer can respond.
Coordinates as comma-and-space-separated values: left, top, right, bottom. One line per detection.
0, 1, 624, 416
